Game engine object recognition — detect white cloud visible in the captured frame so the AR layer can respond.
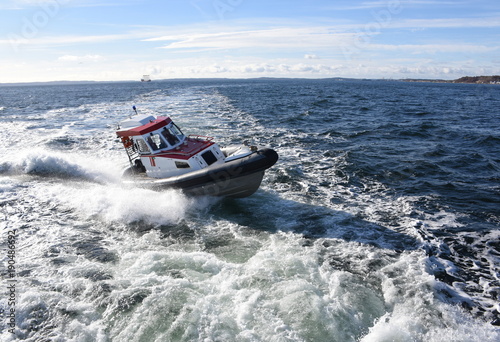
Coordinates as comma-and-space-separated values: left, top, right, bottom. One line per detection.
0, 32, 150, 50
146, 27, 353, 52
1, 52, 499, 83
1, 5, 499, 83
393, 17, 500, 29
58, 54, 104, 62
137, 59, 346, 78
368, 43, 499, 54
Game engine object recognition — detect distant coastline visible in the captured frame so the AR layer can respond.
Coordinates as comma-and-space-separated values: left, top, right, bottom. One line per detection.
401, 75, 500, 84
1, 75, 499, 86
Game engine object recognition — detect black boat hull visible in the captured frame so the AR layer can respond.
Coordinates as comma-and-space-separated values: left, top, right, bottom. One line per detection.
122, 148, 278, 198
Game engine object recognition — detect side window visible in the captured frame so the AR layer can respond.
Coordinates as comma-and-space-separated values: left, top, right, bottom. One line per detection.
147, 134, 167, 151
135, 139, 150, 153
175, 161, 190, 169
202, 150, 217, 166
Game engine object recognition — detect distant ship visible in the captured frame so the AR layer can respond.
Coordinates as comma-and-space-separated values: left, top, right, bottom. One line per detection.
141, 75, 151, 82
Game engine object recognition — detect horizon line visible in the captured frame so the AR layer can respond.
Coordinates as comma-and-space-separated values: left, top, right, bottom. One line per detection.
3, 75, 499, 86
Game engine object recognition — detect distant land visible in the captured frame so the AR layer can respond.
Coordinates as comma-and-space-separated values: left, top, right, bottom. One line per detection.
402, 75, 500, 84
452, 75, 500, 84
1, 76, 499, 86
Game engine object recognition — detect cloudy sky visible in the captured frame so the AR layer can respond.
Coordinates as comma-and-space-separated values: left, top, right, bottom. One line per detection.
1, 0, 499, 83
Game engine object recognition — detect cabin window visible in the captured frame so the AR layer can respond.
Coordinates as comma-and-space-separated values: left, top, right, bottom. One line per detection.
175, 161, 190, 169
162, 127, 180, 146
147, 133, 167, 151
202, 150, 217, 166
171, 124, 183, 137
135, 139, 150, 153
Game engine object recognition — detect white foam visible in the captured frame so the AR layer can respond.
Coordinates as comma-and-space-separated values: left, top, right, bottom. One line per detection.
36, 183, 207, 226
4, 85, 499, 342
361, 304, 500, 342
0, 146, 214, 226
0, 177, 16, 193
0, 149, 122, 184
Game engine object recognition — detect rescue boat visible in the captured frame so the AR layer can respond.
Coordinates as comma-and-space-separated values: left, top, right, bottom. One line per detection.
116, 108, 278, 198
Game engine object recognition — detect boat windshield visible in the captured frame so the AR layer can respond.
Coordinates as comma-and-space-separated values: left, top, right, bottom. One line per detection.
161, 126, 180, 146
147, 133, 167, 151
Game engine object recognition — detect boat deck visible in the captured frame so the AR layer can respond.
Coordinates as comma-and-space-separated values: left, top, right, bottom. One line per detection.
155, 137, 214, 160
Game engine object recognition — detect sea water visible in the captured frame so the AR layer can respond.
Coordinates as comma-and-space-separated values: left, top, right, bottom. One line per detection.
0, 79, 499, 341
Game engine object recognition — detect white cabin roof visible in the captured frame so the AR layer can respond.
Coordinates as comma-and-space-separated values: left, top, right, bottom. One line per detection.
119, 114, 155, 129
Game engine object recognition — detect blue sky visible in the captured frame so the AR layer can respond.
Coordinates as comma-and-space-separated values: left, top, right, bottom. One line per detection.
1, 0, 499, 82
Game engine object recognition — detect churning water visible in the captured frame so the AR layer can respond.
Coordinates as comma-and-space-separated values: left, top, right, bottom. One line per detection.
1, 79, 499, 341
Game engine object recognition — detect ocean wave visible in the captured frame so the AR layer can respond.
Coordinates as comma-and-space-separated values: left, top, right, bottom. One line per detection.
3, 79, 499, 341
0, 150, 120, 184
